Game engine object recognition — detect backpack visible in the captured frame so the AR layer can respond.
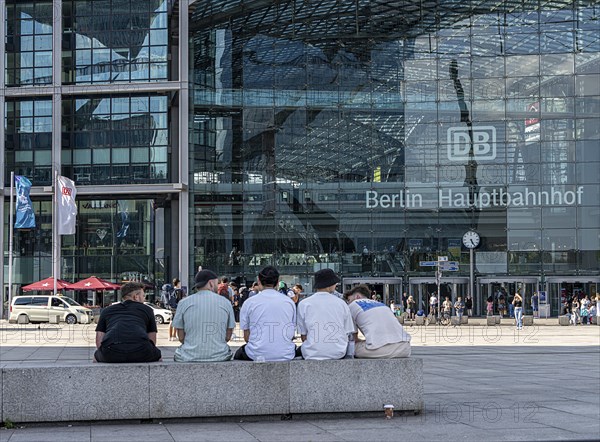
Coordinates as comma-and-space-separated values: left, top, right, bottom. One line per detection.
168, 292, 179, 309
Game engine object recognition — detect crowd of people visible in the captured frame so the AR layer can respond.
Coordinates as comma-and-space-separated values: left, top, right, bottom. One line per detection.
93, 267, 411, 363
562, 293, 599, 325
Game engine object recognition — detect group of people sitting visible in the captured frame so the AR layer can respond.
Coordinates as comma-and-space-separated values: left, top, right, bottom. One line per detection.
93, 266, 411, 363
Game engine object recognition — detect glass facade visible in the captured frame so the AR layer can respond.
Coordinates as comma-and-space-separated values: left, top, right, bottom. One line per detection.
62, 95, 170, 185
4, 98, 53, 186
62, 0, 169, 84
2, 0, 599, 315
2, 0, 174, 307
188, 0, 600, 313
5, 0, 53, 86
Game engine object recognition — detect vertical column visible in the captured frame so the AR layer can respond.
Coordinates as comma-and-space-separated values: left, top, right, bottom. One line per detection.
178, 0, 190, 286
0, 0, 7, 317
52, 0, 63, 282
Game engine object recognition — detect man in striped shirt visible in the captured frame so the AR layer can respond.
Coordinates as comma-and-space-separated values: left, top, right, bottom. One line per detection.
173, 269, 236, 362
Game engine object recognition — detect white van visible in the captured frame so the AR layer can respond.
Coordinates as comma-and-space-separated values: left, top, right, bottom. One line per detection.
9, 295, 94, 324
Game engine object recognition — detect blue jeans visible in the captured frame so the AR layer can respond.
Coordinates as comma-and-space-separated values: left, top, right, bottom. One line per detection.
515, 307, 523, 329
509, 303, 514, 318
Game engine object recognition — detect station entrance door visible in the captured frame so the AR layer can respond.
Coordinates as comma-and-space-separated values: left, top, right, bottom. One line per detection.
477, 277, 539, 317
342, 278, 403, 306
545, 277, 599, 317
408, 277, 469, 313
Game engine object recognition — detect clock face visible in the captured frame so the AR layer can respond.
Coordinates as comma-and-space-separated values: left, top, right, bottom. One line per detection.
463, 231, 480, 249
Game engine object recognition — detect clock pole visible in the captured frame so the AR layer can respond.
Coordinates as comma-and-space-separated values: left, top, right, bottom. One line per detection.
470, 247, 474, 308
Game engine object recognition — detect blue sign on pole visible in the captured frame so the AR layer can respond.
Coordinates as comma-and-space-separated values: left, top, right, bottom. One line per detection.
419, 261, 437, 267
440, 261, 459, 271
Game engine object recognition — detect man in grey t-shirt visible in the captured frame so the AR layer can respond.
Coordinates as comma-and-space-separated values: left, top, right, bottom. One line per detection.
173, 269, 236, 362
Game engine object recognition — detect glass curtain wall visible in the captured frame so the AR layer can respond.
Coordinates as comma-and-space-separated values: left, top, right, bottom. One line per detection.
188, 1, 600, 287
61, 95, 170, 185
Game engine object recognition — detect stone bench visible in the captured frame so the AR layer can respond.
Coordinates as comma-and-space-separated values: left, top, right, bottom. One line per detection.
0, 358, 423, 424
558, 315, 570, 326
486, 315, 501, 325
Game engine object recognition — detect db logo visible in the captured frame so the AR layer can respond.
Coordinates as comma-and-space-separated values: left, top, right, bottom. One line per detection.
447, 126, 496, 161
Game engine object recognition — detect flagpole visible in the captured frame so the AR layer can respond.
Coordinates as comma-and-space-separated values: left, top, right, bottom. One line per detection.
7, 172, 15, 315
53, 170, 58, 295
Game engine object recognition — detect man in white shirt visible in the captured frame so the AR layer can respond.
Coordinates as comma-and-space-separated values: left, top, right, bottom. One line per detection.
344, 284, 411, 358
234, 266, 297, 361
297, 269, 354, 360
429, 293, 438, 316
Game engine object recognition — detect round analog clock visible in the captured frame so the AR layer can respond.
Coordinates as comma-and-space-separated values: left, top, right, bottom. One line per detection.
462, 231, 480, 249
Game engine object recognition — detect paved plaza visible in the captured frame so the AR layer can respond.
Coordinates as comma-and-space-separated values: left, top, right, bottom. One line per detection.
0, 321, 598, 441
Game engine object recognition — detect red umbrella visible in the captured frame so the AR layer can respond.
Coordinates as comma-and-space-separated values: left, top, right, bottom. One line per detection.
22, 277, 72, 292
67, 276, 121, 291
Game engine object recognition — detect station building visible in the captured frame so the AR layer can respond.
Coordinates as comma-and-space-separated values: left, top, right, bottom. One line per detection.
2, 0, 599, 315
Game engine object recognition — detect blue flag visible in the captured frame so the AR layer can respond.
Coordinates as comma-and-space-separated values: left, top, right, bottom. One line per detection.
14, 175, 36, 229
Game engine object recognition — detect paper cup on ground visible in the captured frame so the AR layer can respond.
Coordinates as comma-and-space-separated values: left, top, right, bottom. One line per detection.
384, 404, 394, 419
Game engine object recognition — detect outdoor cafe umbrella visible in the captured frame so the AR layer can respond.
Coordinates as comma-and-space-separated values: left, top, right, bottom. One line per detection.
67, 276, 121, 291
21, 277, 72, 292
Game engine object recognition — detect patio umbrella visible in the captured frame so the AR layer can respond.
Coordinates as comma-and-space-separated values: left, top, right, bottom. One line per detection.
67, 276, 121, 291
21, 277, 72, 292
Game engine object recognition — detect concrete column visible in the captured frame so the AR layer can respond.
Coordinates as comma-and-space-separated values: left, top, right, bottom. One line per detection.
0, 0, 6, 317
178, 0, 190, 287
52, 0, 63, 282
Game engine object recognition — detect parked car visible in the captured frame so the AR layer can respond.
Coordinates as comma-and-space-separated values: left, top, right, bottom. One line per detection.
144, 302, 172, 324
9, 295, 94, 325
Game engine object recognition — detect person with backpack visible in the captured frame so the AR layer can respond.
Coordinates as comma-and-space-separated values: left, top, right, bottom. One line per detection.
168, 278, 181, 341
218, 277, 232, 301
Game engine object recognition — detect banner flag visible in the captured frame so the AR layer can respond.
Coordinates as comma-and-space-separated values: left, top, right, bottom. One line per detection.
57, 175, 77, 235
14, 175, 36, 229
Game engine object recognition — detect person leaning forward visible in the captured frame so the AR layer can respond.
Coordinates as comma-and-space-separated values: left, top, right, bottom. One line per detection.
297, 269, 354, 360
94, 282, 162, 363
344, 284, 411, 359
173, 269, 236, 362
234, 266, 298, 361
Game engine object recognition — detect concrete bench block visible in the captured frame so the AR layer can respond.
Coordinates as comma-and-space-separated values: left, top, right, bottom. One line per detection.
486, 316, 496, 326
415, 316, 425, 325
289, 359, 423, 414
149, 361, 290, 418
451, 316, 461, 326
2, 364, 150, 423
460, 316, 468, 324
523, 316, 534, 326
495, 316, 501, 324
2, 359, 424, 423
49, 314, 60, 324
397, 315, 405, 325
558, 315, 570, 326
590, 316, 597, 325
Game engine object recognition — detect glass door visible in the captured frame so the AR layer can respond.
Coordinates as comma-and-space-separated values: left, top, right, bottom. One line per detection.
408, 277, 469, 315
478, 278, 539, 317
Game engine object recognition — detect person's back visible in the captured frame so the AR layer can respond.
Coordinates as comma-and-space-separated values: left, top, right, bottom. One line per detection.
239, 281, 296, 361
344, 285, 411, 358
173, 289, 235, 362
95, 282, 161, 363
297, 270, 354, 360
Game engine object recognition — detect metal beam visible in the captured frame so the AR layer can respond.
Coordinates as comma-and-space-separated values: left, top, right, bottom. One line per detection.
178, 0, 190, 287
0, 0, 6, 318
4, 81, 182, 97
